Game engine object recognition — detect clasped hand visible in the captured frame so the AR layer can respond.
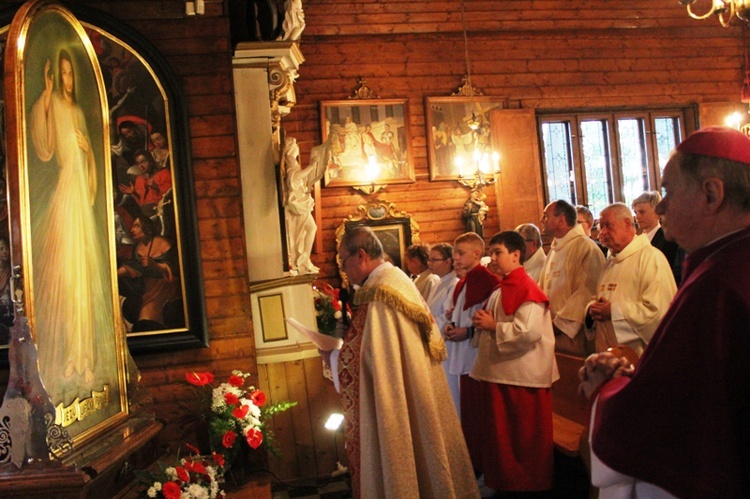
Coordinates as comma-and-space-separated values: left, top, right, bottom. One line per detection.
578, 352, 634, 399
588, 297, 612, 322
443, 323, 468, 342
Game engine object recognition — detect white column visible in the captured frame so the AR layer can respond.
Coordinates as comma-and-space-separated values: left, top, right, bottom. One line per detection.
232, 42, 304, 283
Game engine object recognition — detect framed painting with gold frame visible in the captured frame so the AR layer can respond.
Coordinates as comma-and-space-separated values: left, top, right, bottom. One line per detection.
425, 96, 505, 180
320, 99, 414, 187
2, 0, 129, 450
0, 2, 208, 363
334, 200, 421, 286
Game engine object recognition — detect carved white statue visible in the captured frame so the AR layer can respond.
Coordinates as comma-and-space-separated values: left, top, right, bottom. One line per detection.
283, 136, 328, 274
279, 0, 305, 41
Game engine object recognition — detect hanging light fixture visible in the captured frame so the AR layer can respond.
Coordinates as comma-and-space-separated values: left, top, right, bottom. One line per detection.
680, 0, 750, 27
455, 0, 500, 193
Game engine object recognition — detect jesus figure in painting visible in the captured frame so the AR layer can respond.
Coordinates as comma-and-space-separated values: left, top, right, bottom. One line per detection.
29, 48, 114, 403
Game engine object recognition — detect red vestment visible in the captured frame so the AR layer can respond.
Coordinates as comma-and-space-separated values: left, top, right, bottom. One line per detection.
591, 226, 750, 498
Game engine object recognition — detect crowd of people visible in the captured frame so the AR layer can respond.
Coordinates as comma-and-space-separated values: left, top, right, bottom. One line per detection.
319, 126, 750, 498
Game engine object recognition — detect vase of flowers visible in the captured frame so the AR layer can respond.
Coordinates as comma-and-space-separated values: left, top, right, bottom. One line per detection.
184, 370, 296, 485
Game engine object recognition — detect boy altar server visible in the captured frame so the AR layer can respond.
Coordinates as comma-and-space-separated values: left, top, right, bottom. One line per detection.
471, 231, 559, 495
444, 232, 501, 423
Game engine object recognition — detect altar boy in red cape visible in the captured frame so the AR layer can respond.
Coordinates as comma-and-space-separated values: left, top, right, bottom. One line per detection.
471, 231, 559, 495
579, 127, 750, 498
445, 232, 501, 423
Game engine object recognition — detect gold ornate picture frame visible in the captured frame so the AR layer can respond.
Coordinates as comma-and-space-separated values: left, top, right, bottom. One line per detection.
0, 3, 208, 361
425, 96, 505, 180
3, 0, 128, 449
320, 99, 415, 187
335, 200, 420, 286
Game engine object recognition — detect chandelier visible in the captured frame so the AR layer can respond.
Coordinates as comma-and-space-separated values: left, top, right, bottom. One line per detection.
680, 0, 750, 27
455, 0, 500, 193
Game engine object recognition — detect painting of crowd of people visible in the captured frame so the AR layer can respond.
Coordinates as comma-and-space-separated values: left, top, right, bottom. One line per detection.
84, 27, 186, 338
321, 99, 414, 186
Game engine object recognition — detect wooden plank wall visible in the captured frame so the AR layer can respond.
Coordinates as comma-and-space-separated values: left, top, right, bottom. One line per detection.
0, 0, 745, 484
290, 0, 744, 288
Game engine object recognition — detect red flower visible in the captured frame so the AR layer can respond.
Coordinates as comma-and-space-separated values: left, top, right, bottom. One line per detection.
162, 482, 182, 499
212, 451, 225, 468
224, 392, 239, 406
228, 374, 244, 387
175, 465, 189, 482
221, 430, 237, 448
185, 443, 200, 455
232, 404, 249, 419
189, 461, 207, 475
249, 390, 266, 407
245, 428, 263, 449
185, 371, 214, 386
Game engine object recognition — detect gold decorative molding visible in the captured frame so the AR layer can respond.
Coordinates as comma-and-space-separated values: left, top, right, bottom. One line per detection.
452, 75, 485, 97
349, 77, 380, 100
54, 385, 111, 428
335, 200, 421, 287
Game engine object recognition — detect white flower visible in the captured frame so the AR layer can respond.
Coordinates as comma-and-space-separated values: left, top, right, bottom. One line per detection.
165, 467, 177, 480
334, 310, 342, 319
212, 384, 244, 412
147, 486, 157, 498
186, 483, 210, 499
210, 480, 220, 498
248, 404, 261, 419
154, 482, 162, 491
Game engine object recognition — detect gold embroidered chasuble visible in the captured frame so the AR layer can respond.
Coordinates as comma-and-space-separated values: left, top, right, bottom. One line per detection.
338, 263, 479, 498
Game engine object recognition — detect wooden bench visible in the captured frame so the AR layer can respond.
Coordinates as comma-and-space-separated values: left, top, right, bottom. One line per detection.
551, 352, 588, 457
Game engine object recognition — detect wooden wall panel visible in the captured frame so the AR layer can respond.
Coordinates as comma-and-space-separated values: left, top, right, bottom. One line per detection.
292, 4, 743, 280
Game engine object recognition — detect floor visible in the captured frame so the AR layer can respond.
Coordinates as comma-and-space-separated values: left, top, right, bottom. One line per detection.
271, 473, 351, 499
268, 451, 589, 499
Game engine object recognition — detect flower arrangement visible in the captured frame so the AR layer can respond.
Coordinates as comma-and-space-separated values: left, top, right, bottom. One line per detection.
185, 370, 296, 470
136, 446, 226, 499
313, 283, 350, 336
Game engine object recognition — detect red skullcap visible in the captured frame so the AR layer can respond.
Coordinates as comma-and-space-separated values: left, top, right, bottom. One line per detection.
676, 126, 750, 165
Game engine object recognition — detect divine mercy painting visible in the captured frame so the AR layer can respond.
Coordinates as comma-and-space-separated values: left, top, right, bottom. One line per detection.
5, 1, 128, 443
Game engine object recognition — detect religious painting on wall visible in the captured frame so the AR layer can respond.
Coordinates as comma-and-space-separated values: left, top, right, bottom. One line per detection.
334, 200, 421, 287
320, 99, 414, 187
425, 96, 505, 181
2, 0, 128, 447
0, 2, 208, 360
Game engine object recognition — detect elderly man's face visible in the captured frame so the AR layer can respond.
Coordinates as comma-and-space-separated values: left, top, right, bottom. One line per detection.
656, 158, 702, 251
339, 245, 365, 286
598, 210, 634, 254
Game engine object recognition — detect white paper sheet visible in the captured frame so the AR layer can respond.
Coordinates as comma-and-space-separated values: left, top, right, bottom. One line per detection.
286, 318, 343, 351
287, 318, 344, 392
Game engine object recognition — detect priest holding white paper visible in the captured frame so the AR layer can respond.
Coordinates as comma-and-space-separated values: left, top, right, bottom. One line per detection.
324, 227, 478, 499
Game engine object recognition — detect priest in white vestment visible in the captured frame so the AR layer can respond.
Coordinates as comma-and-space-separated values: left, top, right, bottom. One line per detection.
539, 200, 606, 356
515, 223, 546, 282
587, 203, 677, 356
332, 227, 479, 498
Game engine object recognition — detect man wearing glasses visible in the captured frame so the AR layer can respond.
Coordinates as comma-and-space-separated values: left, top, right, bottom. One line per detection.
330, 227, 478, 498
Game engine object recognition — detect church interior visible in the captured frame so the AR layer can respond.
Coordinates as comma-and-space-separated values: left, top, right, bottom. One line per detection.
0, 0, 747, 497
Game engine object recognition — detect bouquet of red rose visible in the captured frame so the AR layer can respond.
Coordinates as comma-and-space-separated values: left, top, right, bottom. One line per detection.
185, 370, 296, 470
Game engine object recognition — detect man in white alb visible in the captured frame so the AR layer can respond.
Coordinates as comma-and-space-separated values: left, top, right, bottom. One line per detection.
515, 223, 546, 282
587, 203, 677, 356
539, 200, 605, 356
